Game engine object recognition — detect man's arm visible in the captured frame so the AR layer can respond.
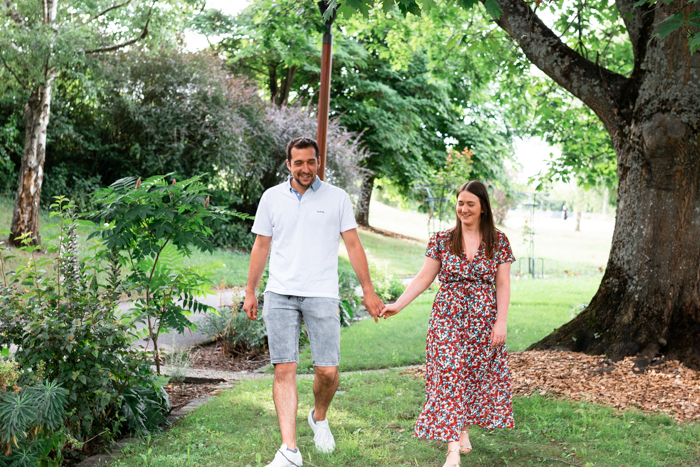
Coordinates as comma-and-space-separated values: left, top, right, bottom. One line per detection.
340, 228, 383, 323
243, 234, 272, 320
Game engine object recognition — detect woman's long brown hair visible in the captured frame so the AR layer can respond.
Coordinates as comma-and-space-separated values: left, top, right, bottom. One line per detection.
450, 181, 497, 259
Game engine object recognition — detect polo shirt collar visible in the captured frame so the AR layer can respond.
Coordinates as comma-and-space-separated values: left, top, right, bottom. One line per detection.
287, 175, 322, 194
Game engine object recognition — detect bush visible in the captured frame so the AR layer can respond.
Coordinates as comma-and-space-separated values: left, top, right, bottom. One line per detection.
0, 357, 18, 392
369, 263, 407, 302
338, 268, 362, 326
0, 199, 168, 446
200, 306, 268, 356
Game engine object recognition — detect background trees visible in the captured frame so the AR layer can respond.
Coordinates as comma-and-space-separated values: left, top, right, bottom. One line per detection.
340, 0, 700, 368
205, 0, 517, 226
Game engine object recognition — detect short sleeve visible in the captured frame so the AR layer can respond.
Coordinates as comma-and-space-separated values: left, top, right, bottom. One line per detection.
339, 192, 358, 233
425, 232, 441, 260
496, 232, 516, 264
251, 192, 273, 236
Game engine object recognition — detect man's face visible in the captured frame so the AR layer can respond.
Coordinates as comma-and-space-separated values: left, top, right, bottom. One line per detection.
287, 146, 318, 188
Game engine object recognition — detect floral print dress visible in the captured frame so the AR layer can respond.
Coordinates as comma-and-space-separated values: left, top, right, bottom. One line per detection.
414, 229, 516, 442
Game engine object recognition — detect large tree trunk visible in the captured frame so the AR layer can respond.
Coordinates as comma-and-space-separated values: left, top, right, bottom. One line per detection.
490, 0, 700, 368
10, 84, 54, 246
355, 174, 375, 227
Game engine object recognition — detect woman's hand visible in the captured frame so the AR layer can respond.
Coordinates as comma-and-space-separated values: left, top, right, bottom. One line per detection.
490, 320, 507, 347
380, 303, 403, 319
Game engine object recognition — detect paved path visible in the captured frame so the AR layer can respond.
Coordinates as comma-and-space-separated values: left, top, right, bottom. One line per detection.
121, 288, 244, 353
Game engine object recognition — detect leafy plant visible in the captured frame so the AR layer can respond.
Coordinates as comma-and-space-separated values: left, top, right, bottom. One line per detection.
0, 198, 167, 444
0, 380, 69, 466
200, 306, 268, 356
87, 174, 249, 374
338, 268, 362, 327
369, 263, 407, 303
163, 347, 198, 386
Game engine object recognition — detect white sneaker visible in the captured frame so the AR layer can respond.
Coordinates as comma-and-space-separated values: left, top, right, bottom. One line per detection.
264, 444, 303, 467
308, 408, 335, 454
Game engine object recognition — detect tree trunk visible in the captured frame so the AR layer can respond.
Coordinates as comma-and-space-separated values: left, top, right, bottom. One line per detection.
355, 174, 375, 227
574, 211, 581, 232
10, 84, 54, 246
530, 111, 700, 368
489, 0, 700, 368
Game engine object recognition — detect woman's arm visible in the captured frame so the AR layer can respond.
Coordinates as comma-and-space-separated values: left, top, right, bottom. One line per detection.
380, 256, 441, 318
491, 262, 511, 347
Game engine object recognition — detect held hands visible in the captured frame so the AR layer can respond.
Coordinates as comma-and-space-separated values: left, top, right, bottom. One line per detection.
243, 291, 259, 320
490, 320, 507, 348
380, 302, 403, 319
362, 289, 384, 323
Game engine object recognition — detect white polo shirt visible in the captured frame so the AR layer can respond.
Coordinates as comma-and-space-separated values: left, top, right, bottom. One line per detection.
251, 176, 358, 299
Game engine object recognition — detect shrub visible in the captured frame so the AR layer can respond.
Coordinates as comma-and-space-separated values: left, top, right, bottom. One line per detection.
0, 357, 18, 392
0, 198, 168, 444
369, 263, 407, 302
200, 306, 268, 356
338, 268, 362, 326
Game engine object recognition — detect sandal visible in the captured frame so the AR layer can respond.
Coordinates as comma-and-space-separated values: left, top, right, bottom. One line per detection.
459, 428, 472, 454
442, 448, 461, 467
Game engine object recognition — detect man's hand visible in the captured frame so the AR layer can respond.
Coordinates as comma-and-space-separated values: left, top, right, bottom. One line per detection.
243, 292, 259, 320
362, 289, 384, 323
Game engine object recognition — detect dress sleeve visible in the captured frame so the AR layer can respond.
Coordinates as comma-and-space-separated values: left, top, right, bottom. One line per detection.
496, 232, 516, 264
425, 232, 441, 260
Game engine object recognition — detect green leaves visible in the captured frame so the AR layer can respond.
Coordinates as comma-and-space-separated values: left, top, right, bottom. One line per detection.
483, 0, 503, 18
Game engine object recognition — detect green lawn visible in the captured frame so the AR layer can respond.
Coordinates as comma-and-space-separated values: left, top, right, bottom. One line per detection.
342, 228, 427, 277
295, 275, 602, 373
110, 371, 700, 467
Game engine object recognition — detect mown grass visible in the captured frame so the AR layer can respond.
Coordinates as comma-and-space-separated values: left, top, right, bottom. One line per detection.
341, 228, 427, 277
295, 275, 602, 373
110, 371, 700, 467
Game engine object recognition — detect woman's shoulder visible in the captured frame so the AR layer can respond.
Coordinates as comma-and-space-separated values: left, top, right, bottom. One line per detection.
431, 228, 453, 242
495, 229, 510, 242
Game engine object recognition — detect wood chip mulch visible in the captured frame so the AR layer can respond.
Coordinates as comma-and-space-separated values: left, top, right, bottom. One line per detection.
164, 383, 219, 411
189, 341, 270, 372
403, 350, 700, 423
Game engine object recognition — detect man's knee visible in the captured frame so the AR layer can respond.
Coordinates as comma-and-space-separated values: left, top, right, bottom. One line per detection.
274, 362, 298, 382
314, 366, 339, 385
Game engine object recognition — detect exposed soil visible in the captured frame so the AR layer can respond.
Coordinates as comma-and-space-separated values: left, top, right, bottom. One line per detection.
403, 350, 700, 423
189, 341, 270, 372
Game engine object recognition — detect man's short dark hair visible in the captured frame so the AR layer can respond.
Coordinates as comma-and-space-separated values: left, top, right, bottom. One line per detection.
286, 137, 319, 162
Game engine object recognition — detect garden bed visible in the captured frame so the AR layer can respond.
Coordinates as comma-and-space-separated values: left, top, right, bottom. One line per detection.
189, 341, 270, 372
404, 350, 700, 422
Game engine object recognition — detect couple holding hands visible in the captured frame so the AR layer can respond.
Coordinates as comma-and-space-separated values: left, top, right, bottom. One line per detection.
243, 137, 515, 467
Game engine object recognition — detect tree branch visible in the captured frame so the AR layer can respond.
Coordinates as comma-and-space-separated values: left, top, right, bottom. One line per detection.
84, 15, 150, 54
4, 0, 25, 26
487, 0, 628, 136
0, 53, 28, 88
85, 0, 133, 25
615, 0, 655, 76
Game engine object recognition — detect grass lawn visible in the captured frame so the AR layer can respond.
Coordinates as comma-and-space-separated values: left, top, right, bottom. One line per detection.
110, 371, 700, 467
341, 229, 427, 277
294, 275, 602, 373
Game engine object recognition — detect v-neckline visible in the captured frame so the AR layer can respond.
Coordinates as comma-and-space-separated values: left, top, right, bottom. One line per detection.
464, 241, 484, 263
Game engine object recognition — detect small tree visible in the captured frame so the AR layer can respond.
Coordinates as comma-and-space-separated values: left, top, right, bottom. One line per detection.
88, 174, 249, 374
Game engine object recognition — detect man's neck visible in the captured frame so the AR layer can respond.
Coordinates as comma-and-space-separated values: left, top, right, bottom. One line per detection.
290, 177, 310, 195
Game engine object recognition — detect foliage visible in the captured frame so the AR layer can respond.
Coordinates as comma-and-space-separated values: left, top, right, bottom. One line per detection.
200, 307, 268, 355
0, 198, 168, 443
0, 380, 69, 467
87, 174, 241, 373
338, 268, 362, 327
0, 358, 18, 392
163, 348, 198, 386
205, 0, 515, 211
368, 263, 406, 303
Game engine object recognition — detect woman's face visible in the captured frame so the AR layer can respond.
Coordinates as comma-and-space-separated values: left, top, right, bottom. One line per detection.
456, 190, 483, 228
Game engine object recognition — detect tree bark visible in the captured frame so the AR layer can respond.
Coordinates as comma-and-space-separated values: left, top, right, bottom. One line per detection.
355, 174, 375, 227
10, 84, 54, 246
489, 0, 700, 368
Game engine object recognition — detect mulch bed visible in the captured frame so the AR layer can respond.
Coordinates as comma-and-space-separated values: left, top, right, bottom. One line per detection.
403, 350, 700, 423
189, 341, 270, 372
164, 383, 219, 412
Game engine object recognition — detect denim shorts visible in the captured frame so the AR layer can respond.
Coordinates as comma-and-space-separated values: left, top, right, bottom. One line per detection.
262, 291, 341, 367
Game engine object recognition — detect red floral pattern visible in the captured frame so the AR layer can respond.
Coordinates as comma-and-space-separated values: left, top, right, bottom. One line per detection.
414, 229, 516, 442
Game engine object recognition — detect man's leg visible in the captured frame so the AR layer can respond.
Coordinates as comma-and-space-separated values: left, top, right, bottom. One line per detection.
273, 362, 299, 450
312, 365, 339, 421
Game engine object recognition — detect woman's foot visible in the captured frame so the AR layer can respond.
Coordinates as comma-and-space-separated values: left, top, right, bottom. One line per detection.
443, 447, 461, 467
459, 427, 472, 454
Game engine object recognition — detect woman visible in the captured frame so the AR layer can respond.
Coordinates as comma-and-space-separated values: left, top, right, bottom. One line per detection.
381, 181, 515, 467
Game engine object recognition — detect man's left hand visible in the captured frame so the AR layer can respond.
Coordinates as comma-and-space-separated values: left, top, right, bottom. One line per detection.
362, 290, 384, 323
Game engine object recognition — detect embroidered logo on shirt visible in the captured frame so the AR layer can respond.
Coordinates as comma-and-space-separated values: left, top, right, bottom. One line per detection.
317, 211, 325, 213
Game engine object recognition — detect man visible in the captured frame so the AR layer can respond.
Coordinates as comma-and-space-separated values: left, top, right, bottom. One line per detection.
243, 136, 384, 467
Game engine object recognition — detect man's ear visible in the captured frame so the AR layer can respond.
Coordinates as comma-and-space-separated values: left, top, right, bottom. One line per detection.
286, 159, 292, 171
